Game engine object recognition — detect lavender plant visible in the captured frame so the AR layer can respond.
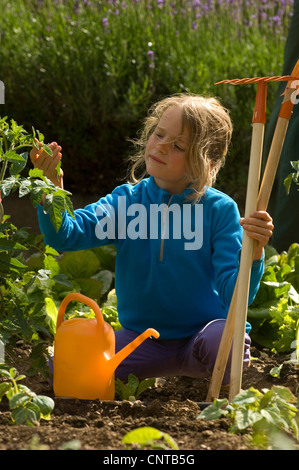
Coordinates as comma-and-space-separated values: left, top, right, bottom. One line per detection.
0, 1, 293, 199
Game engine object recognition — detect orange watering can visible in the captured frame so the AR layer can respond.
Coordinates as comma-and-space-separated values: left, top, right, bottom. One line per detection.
53, 292, 159, 400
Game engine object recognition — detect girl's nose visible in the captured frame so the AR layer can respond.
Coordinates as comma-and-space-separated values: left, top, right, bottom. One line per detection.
157, 141, 168, 154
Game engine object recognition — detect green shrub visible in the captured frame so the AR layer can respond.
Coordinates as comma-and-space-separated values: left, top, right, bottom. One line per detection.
0, 0, 293, 203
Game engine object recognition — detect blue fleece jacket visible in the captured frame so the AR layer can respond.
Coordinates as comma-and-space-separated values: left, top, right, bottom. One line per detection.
37, 176, 264, 339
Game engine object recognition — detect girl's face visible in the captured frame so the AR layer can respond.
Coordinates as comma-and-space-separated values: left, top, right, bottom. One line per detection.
145, 105, 190, 194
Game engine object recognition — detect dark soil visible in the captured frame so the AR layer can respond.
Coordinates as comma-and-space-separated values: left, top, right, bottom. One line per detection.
0, 344, 298, 452
1, 194, 298, 453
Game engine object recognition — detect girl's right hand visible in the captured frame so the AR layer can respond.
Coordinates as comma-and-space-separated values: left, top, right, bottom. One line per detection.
30, 139, 64, 188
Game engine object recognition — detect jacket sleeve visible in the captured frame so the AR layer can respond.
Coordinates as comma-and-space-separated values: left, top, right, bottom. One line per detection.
210, 198, 264, 309
37, 190, 121, 252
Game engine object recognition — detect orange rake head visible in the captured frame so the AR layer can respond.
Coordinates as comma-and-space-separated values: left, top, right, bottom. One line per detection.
215, 72, 299, 123
215, 59, 299, 122
215, 75, 297, 86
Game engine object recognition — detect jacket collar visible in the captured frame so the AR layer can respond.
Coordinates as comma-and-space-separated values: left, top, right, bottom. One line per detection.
146, 176, 195, 205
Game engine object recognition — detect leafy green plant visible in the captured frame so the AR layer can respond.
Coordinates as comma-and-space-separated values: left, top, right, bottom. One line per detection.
101, 288, 121, 331
122, 426, 179, 450
198, 386, 299, 450
0, 116, 119, 377
0, 365, 54, 426
0, 1, 292, 205
21, 435, 50, 450
115, 373, 155, 401
248, 243, 299, 354
0, 116, 74, 232
0, 223, 60, 374
0, 220, 116, 376
284, 160, 299, 194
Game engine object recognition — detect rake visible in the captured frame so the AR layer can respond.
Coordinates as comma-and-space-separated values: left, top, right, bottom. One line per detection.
206, 60, 299, 402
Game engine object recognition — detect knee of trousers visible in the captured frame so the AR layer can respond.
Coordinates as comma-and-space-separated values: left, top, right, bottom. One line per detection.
192, 319, 251, 364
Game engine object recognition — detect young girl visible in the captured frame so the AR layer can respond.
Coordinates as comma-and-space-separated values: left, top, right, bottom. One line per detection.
30, 94, 273, 386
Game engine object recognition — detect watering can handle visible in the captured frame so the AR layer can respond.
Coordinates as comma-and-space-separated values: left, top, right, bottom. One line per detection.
56, 292, 104, 330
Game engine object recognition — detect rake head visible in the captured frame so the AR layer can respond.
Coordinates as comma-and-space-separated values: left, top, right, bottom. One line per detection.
215, 73, 299, 122
215, 75, 297, 85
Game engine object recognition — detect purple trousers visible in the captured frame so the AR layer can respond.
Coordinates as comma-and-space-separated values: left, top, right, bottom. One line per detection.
115, 319, 251, 386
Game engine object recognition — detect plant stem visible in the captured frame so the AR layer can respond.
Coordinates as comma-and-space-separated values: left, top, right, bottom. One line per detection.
296, 319, 299, 364
0, 159, 8, 184
0, 136, 8, 184
11, 376, 18, 395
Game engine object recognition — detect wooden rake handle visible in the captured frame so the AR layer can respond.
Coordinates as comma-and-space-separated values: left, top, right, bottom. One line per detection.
206, 82, 266, 402
206, 115, 265, 402
206, 61, 299, 402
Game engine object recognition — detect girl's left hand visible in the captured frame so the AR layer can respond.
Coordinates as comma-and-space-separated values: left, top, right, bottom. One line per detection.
239, 211, 274, 261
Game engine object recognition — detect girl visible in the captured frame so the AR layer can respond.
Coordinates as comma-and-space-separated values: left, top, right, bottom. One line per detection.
30, 94, 273, 385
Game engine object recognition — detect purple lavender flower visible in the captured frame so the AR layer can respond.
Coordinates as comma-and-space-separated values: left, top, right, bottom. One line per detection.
147, 50, 155, 68
272, 15, 282, 27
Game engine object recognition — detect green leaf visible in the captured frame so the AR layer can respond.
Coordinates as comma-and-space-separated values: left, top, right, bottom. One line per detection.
32, 395, 55, 419
0, 176, 17, 197
271, 385, 297, 403
122, 426, 162, 445
75, 278, 103, 300
115, 378, 129, 400
122, 426, 179, 450
231, 387, 262, 406
44, 297, 58, 335
9, 392, 32, 410
0, 253, 27, 271
18, 178, 32, 197
28, 168, 44, 179
127, 373, 139, 396
93, 269, 114, 295
45, 246, 59, 257
0, 238, 27, 250
43, 193, 64, 231
136, 378, 155, 398
64, 195, 75, 218
9, 151, 28, 176
234, 409, 263, 431
44, 252, 60, 278
92, 245, 116, 271
30, 187, 45, 207
270, 364, 283, 378
59, 250, 101, 279
0, 382, 11, 399
197, 398, 229, 420
3, 150, 26, 162
11, 404, 40, 426
284, 173, 293, 194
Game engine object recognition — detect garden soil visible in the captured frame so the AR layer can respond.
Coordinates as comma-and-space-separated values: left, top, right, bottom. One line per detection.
0, 343, 298, 451
1, 194, 298, 451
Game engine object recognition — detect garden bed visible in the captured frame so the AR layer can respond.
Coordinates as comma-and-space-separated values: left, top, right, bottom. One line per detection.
0, 344, 298, 451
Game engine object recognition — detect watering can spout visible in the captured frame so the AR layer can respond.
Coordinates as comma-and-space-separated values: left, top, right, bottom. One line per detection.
108, 328, 160, 372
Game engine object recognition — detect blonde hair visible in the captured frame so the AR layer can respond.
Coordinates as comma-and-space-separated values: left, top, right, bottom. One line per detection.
127, 93, 233, 202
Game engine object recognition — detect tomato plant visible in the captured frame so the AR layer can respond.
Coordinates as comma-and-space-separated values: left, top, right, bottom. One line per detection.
0, 116, 117, 377
0, 116, 74, 232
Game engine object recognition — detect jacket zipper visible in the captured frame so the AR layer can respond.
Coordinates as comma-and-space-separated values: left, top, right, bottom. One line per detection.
159, 195, 173, 262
